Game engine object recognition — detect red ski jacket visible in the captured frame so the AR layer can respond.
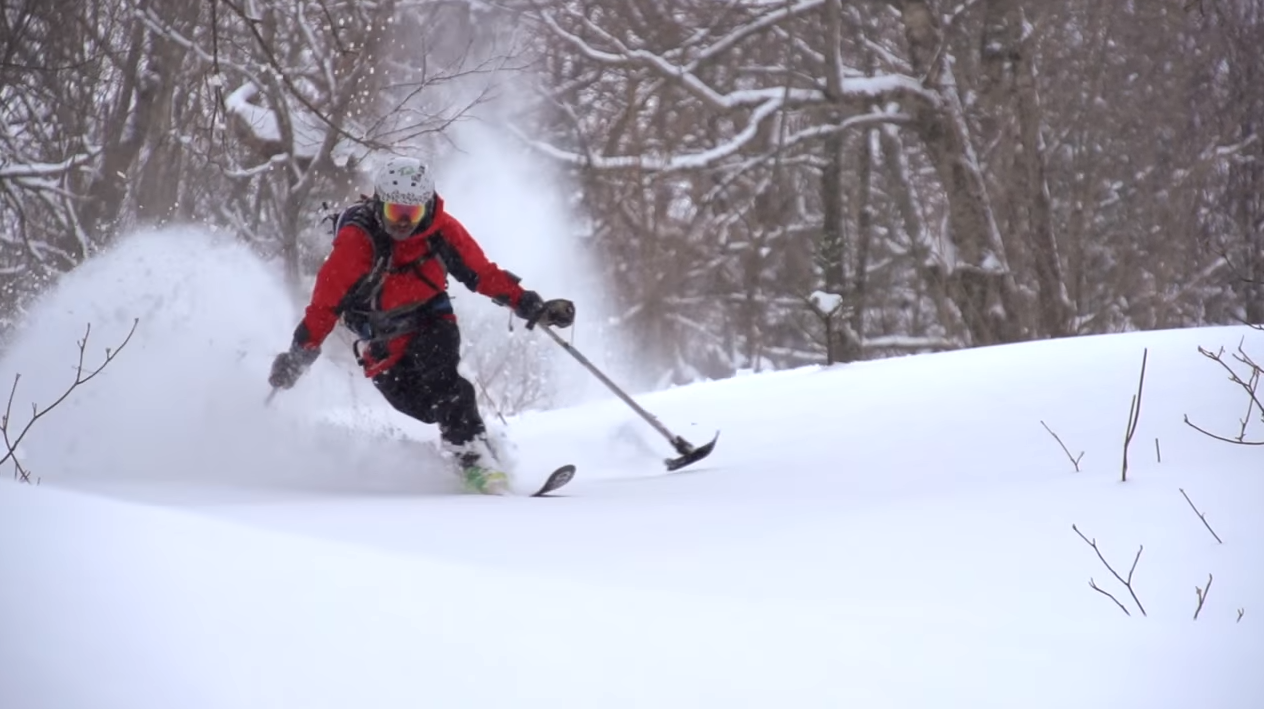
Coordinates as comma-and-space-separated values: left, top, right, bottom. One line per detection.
292, 195, 527, 377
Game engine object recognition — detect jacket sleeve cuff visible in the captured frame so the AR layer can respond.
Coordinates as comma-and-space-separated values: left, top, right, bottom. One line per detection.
289, 323, 322, 364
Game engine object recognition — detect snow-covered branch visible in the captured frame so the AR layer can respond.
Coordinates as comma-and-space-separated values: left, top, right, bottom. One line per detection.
514, 98, 785, 172
0, 151, 100, 180
536, 5, 935, 112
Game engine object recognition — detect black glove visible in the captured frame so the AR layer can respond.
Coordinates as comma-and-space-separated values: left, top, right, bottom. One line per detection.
516, 291, 575, 330
268, 345, 319, 390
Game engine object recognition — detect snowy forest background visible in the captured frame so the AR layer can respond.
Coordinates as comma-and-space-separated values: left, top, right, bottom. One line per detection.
2, 0, 1261, 387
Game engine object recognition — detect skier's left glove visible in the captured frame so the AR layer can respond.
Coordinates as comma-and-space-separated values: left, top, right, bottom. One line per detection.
516, 291, 575, 330
268, 344, 319, 390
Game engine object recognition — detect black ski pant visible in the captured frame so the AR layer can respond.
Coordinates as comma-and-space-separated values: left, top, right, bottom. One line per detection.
371, 317, 485, 447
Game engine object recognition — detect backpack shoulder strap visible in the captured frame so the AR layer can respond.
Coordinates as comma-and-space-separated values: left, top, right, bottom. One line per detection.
334, 202, 393, 315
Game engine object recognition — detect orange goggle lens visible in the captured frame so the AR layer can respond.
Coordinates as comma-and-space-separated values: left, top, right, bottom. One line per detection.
382, 201, 424, 226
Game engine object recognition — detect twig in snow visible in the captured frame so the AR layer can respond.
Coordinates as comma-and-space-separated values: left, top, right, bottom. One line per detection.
1041, 420, 1083, 471
1239, 369, 1261, 442
472, 371, 509, 426
1072, 524, 1147, 616
1183, 415, 1264, 445
1, 320, 138, 483
1155, 437, 1161, 463
1088, 579, 1131, 616
1121, 348, 1148, 482
1186, 341, 1264, 444
1238, 608, 1246, 623
1193, 573, 1213, 620
1178, 488, 1224, 544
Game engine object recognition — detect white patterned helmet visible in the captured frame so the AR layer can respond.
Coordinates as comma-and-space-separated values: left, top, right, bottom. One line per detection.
372, 157, 435, 240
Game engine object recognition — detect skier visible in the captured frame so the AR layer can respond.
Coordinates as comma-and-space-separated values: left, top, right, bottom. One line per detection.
266, 156, 575, 494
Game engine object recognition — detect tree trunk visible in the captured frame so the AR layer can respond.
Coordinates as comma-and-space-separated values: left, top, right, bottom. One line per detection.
79, 17, 151, 245
849, 128, 874, 360
135, 17, 195, 227
878, 126, 959, 339
899, 0, 1022, 346
819, 132, 849, 363
982, 0, 1071, 337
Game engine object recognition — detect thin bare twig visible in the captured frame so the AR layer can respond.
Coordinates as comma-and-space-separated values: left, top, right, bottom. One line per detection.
1, 319, 139, 483
1238, 608, 1246, 623
1154, 437, 1161, 463
1121, 348, 1148, 482
1179, 488, 1224, 544
3, 376, 31, 483
1183, 414, 1264, 445
1072, 524, 1147, 616
472, 371, 509, 427
1088, 579, 1131, 616
1041, 420, 1083, 471
1206, 340, 1264, 419
1238, 367, 1261, 441
1194, 573, 1213, 620
1187, 342, 1264, 444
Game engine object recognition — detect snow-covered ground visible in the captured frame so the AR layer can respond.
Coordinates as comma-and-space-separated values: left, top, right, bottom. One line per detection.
2, 228, 1262, 708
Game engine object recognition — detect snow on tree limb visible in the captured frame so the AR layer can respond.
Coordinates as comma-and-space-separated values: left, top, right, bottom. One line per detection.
224, 82, 329, 160
522, 2, 938, 180
688, 0, 829, 67
513, 99, 785, 172
513, 86, 910, 173
537, 7, 936, 111
0, 151, 100, 180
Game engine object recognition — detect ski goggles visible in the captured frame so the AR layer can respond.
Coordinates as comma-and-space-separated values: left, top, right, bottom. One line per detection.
381, 201, 426, 227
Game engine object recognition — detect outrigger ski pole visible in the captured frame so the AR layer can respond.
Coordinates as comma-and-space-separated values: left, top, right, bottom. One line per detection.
537, 323, 718, 471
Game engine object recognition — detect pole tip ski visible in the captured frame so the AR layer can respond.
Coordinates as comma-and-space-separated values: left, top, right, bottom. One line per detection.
665, 432, 719, 471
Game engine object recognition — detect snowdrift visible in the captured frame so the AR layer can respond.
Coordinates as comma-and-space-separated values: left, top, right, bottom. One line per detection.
1, 225, 1261, 708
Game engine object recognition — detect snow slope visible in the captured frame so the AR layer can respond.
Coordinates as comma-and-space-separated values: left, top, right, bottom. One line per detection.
1, 228, 1262, 708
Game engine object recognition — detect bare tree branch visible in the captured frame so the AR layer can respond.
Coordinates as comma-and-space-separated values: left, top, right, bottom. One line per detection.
1, 319, 139, 482
1193, 573, 1213, 620
1179, 488, 1225, 544
1184, 414, 1264, 445
215, 0, 374, 149
1040, 420, 1083, 471
473, 370, 510, 427
1187, 343, 1264, 444
1088, 578, 1131, 616
1072, 524, 1147, 617
1121, 348, 1148, 482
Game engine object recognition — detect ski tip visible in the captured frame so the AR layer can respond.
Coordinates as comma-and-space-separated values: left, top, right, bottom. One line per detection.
531, 464, 577, 497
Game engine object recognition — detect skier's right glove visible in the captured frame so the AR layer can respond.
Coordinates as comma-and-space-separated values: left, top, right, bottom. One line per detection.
268, 344, 319, 390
